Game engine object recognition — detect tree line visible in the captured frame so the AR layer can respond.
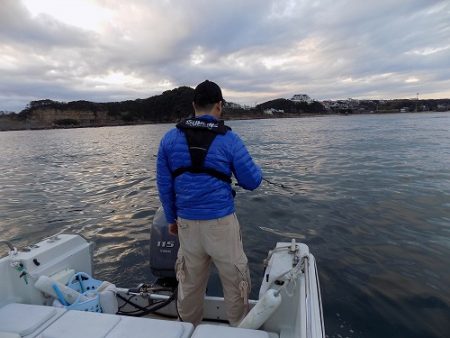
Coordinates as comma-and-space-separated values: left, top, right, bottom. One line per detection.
17, 87, 197, 123
5, 87, 449, 128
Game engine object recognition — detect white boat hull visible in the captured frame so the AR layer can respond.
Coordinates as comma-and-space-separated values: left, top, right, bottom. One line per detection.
0, 234, 325, 338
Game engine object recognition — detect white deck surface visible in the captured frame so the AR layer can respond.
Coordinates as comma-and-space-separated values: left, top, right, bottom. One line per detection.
0, 303, 277, 338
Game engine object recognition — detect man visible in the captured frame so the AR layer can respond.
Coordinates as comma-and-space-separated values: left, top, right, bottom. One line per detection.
156, 80, 262, 326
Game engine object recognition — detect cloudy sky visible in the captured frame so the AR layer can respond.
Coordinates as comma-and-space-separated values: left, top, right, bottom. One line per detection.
1, 0, 449, 112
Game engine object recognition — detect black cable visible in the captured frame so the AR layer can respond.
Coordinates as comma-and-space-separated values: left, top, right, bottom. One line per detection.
118, 294, 136, 312
117, 289, 233, 324
117, 293, 164, 313
136, 293, 177, 317
117, 299, 166, 315
116, 291, 177, 317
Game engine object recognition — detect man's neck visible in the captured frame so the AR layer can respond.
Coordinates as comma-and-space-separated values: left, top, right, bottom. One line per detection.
195, 112, 219, 119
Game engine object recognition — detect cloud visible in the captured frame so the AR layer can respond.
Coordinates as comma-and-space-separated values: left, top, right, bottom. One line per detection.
0, 0, 449, 112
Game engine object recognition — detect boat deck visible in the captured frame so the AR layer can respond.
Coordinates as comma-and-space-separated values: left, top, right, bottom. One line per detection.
0, 302, 277, 338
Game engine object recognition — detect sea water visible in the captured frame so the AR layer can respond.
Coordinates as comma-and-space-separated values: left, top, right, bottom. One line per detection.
1, 112, 449, 337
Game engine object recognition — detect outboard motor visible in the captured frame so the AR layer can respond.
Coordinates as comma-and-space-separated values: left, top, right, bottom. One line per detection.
150, 207, 180, 280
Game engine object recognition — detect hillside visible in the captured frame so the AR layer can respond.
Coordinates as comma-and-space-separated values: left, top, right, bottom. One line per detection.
0, 87, 327, 130
12, 87, 195, 129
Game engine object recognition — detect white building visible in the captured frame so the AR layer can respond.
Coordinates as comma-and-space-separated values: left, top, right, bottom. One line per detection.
224, 102, 241, 109
263, 108, 284, 115
291, 94, 313, 104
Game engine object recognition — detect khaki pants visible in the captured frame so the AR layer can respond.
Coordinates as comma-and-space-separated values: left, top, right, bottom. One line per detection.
175, 213, 251, 327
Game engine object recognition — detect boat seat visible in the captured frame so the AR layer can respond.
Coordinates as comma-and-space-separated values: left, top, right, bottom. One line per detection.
38, 309, 194, 338
0, 333, 21, 338
0, 303, 194, 338
191, 324, 278, 338
38, 310, 121, 338
0, 303, 66, 338
106, 316, 194, 338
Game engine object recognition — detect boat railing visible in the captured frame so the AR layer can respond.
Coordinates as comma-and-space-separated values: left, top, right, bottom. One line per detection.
303, 254, 325, 338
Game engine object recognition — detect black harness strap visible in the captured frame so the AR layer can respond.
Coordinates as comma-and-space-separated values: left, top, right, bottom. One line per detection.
172, 118, 232, 184
172, 167, 232, 184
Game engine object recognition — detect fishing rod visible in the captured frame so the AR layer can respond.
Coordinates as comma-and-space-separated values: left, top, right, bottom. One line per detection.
262, 177, 289, 189
153, 153, 293, 191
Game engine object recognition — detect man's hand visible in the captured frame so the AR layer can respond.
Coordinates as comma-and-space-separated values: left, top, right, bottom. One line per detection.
168, 222, 178, 236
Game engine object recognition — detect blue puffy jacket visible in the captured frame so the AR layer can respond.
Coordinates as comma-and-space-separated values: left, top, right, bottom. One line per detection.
157, 115, 262, 223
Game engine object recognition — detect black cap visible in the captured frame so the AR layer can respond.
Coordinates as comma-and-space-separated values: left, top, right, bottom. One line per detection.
193, 80, 224, 107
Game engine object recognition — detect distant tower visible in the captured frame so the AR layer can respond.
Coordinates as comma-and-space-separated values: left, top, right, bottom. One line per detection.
416, 92, 419, 112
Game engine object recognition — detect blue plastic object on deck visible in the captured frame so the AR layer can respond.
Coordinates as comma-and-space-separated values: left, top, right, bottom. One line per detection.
51, 283, 68, 306
65, 272, 103, 313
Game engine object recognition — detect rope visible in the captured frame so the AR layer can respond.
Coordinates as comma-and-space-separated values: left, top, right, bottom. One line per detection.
266, 246, 307, 299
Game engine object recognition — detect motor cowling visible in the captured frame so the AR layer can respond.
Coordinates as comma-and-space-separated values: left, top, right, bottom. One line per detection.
150, 207, 180, 279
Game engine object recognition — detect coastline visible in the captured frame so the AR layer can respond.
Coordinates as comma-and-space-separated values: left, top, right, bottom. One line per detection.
1, 110, 448, 132
2, 87, 449, 132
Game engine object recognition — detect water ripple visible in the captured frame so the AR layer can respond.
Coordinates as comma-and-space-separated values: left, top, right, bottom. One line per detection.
1, 114, 450, 337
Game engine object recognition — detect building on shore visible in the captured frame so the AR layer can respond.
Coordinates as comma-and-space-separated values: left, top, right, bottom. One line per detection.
263, 108, 284, 115
291, 94, 313, 104
224, 102, 241, 109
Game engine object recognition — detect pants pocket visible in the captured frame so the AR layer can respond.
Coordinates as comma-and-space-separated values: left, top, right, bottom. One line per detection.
235, 254, 251, 305
175, 255, 185, 283
175, 255, 186, 301
177, 218, 189, 230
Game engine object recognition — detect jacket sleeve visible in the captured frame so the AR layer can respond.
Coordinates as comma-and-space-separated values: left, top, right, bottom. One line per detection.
231, 133, 262, 190
156, 136, 177, 223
